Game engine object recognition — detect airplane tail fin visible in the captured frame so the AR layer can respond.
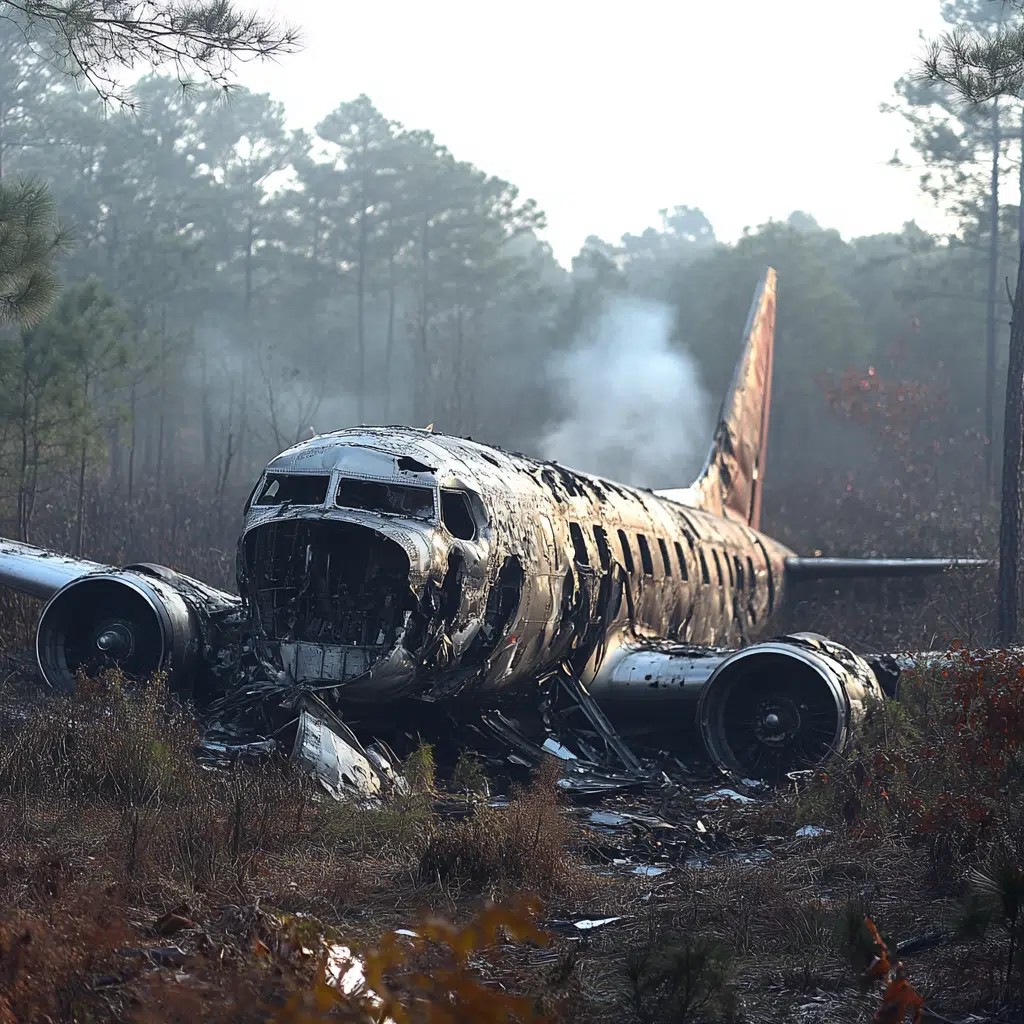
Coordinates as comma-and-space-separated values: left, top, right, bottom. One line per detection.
656, 267, 777, 531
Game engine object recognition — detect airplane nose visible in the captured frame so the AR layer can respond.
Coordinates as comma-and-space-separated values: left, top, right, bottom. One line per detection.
242, 517, 431, 692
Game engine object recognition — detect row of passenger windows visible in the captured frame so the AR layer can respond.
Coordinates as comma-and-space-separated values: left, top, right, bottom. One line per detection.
567, 519, 757, 593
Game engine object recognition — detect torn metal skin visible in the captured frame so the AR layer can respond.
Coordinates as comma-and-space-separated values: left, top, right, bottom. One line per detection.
0, 268, 991, 793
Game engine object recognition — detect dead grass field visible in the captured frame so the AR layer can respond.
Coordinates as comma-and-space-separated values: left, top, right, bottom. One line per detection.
0, 647, 1022, 1023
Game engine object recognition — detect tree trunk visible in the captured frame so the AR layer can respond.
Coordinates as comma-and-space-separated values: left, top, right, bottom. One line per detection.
384, 243, 396, 420
127, 380, 137, 506
75, 434, 87, 557
155, 305, 167, 494
414, 215, 430, 425
237, 213, 254, 479
356, 185, 368, 423
986, 97, 1002, 492
998, 244, 1024, 643
201, 344, 214, 475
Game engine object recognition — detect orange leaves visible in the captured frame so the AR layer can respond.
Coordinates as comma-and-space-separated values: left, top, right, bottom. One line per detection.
862, 918, 890, 981
862, 919, 925, 1024
874, 969, 925, 1024
268, 897, 550, 1024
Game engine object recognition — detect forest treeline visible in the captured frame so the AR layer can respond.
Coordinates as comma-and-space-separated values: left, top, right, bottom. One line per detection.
0, 0, 1013, 573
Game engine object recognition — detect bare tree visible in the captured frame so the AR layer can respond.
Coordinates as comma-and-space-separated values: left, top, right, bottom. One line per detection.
922, 6, 1024, 641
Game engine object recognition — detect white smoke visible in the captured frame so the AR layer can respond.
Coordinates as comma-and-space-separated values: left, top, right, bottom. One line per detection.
540, 296, 712, 489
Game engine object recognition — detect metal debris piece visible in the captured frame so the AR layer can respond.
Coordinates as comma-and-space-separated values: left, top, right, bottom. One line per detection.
696, 789, 757, 805
795, 825, 829, 838
542, 916, 625, 934
288, 693, 402, 800
324, 943, 396, 1023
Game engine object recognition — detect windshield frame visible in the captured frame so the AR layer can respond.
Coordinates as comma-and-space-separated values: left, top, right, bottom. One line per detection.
333, 474, 438, 522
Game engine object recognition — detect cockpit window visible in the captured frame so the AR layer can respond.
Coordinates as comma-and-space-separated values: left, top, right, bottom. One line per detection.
441, 489, 476, 540
256, 474, 330, 506
335, 478, 435, 519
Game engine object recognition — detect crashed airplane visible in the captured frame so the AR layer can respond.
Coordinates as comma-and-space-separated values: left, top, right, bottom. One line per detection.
0, 267, 987, 790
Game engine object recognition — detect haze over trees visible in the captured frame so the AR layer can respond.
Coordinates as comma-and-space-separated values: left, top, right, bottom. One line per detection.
0, 1, 1014, 641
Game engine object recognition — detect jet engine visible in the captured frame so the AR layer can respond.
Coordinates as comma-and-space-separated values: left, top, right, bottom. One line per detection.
34, 563, 241, 694
589, 631, 886, 780
696, 633, 884, 780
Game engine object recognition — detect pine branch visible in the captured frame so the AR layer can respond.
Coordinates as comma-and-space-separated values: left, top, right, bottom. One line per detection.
0, 0, 301, 106
920, 24, 1024, 103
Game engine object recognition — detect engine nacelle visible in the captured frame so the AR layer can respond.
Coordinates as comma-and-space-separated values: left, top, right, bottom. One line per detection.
35, 564, 241, 694
697, 632, 884, 780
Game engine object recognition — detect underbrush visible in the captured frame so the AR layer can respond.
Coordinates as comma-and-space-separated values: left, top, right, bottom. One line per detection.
762, 646, 1024, 1015
790, 648, 1024, 873
0, 673, 598, 1021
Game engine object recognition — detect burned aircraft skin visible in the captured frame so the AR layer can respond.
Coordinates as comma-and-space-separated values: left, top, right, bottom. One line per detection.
0, 267, 990, 783
232, 423, 789, 709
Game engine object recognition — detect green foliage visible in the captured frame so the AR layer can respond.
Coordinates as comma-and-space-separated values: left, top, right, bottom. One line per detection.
0, 176, 70, 328
402, 742, 436, 796
451, 751, 489, 796
624, 929, 736, 1024
0, 667, 198, 806
3, 0, 300, 106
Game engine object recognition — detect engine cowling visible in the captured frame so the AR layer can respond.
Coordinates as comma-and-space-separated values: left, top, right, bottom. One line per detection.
35, 564, 241, 694
697, 632, 884, 780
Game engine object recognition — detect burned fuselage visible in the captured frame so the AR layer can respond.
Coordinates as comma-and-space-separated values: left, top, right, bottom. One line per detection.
0, 267, 991, 786
235, 426, 795, 708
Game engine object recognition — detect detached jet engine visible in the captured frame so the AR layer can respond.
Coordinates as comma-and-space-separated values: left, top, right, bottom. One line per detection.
0, 548, 242, 697
0, 267, 986, 783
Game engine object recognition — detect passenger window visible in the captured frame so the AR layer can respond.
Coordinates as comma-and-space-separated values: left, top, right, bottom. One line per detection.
637, 534, 654, 576
735, 556, 745, 591
617, 529, 635, 574
593, 525, 612, 571
673, 541, 689, 581
747, 556, 757, 593
725, 552, 734, 586
441, 490, 476, 540
698, 549, 710, 584
569, 522, 590, 566
658, 538, 672, 577
712, 549, 723, 586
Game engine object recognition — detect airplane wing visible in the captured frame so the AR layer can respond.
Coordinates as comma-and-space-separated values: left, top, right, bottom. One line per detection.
0, 538, 110, 599
784, 556, 990, 581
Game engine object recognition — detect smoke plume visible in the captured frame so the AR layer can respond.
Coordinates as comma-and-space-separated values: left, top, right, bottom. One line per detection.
540, 296, 712, 489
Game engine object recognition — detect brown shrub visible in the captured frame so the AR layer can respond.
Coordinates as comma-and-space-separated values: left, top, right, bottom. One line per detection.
788, 647, 1024, 886
417, 757, 576, 893
0, 668, 199, 807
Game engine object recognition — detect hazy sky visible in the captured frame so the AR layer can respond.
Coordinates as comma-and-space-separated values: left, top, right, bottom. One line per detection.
236, 0, 953, 264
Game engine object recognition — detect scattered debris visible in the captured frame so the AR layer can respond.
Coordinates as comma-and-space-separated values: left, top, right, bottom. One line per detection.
795, 824, 829, 838
696, 788, 757, 805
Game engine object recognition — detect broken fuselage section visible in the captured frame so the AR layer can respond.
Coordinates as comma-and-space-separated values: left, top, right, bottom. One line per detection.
235, 426, 795, 711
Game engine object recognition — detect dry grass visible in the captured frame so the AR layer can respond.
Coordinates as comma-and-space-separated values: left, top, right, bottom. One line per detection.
7, 652, 1024, 1021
